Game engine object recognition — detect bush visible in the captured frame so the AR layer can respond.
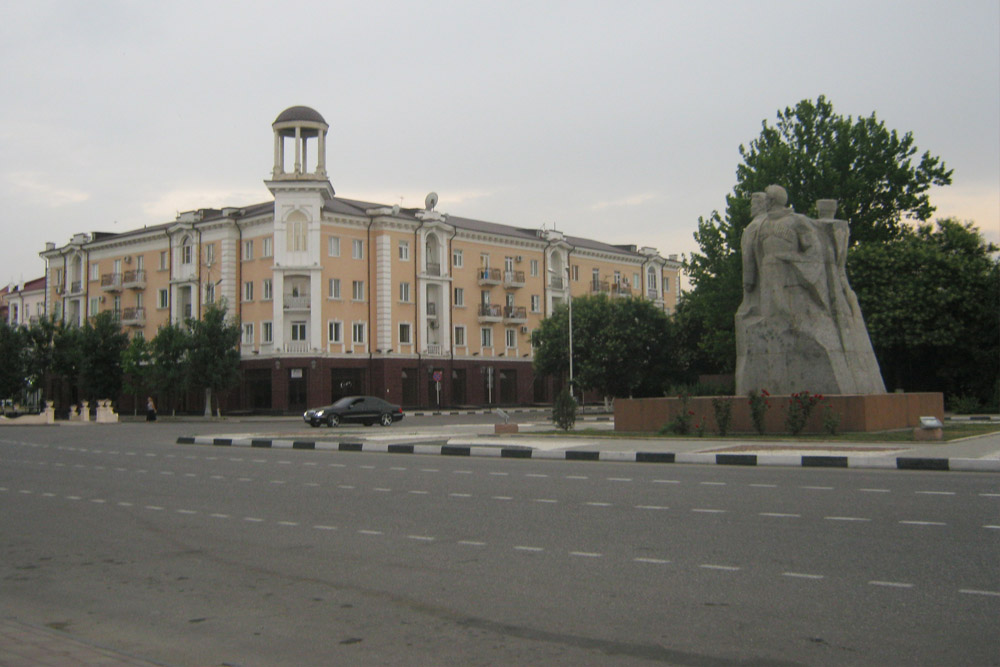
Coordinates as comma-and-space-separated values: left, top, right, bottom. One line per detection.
551, 388, 577, 431
660, 392, 694, 435
785, 391, 824, 435
948, 395, 981, 415
822, 404, 841, 435
747, 389, 770, 435
711, 397, 733, 436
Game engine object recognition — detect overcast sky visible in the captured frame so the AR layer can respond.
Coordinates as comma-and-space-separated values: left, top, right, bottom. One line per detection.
2, 0, 997, 286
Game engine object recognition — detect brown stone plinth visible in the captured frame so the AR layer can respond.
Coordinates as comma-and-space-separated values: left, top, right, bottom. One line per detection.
615, 393, 944, 435
913, 427, 943, 441
495, 423, 519, 434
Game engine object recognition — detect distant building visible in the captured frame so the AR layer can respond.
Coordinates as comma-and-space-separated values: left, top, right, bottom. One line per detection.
40, 106, 681, 411
2, 277, 46, 326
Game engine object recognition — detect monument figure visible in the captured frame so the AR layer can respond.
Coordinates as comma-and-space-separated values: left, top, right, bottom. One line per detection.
735, 185, 885, 395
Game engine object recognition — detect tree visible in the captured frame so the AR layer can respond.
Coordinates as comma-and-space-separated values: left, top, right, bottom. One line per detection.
78, 311, 129, 404
186, 301, 242, 416
149, 322, 190, 416
533, 294, 679, 400
121, 334, 152, 415
680, 96, 953, 374
0, 321, 25, 401
849, 218, 999, 407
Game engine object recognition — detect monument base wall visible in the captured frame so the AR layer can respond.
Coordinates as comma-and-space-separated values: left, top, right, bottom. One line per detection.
615, 393, 944, 435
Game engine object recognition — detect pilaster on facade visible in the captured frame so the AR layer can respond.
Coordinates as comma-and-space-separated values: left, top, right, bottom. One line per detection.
376, 235, 392, 352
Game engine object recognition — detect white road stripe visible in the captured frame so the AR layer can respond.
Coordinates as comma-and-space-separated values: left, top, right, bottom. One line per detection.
652, 479, 680, 484
584, 502, 612, 507
959, 589, 1000, 597
407, 535, 435, 542
760, 512, 800, 518
277, 521, 298, 526
825, 516, 871, 522
692, 508, 726, 513
358, 529, 383, 535
636, 505, 669, 510
700, 481, 726, 486
859, 488, 890, 493
492, 496, 513, 501
313, 525, 336, 530
570, 551, 602, 558
608, 478, 633, 482
449, 493, 472, 498
634, 557, 670, 564
566, 475, 589, 480
783, 572, 825, 580
700, 564, 741, 571
750, 483, 777, 488
459, 540, 486, 547
900, 520, 947, 526
244, 517, 264, 522
144, 505, 163, 510
533, 498, 558, 503
514, 546, 544, 552
869, 581, 914, 588
176, 509, 197, 515
802, 486, 833, 490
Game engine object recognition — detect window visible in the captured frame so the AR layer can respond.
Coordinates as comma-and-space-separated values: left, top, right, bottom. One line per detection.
480, 253, 489, 268
352, 322, 366, 345
633, 273, 640, 289
328, 320, 342, 343
328, 236, 341, 257
399, 323, 411, 344
613, 271, 622, 285
89, 297, 100, 313
90, 263, 99, 280
205, 282, 215, 304
158, 289, 168, 309
454, 325, 466, 347
262, 237, 273, 257
572, 265, 579, 281
454, 287, 464, 307
181, 240, 193, 265
480, 327, 493, 347
504, 256, 514, 272
352, 280, 365, 301
290, 321, 306, 341
262, 279, 273, 300
506, 328, 517, 349
663, 275, 670, 292
288, 221, 307, 252
205, 244, 215, 265
242, 323, 254, 345
399, 240, 410, 261
530, 294, 541, 312
530, 259, 539, 277
262, 321, 273, 344
399, 282, 411, 302
243, 281, 254, 302
243, 240, 254, 260
328, 278, 341, 299
452, 249, 463, 267
159, 251, 168, 270
352, 239, 364, 260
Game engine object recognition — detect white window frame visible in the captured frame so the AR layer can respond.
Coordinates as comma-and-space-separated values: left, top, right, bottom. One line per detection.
158, 289, 168, 309
352, 322, 366, 345
328, 236, 341, 257
243, 281, 254, 302
291, 321, 307, 341
205, 244, 215, 265
530, 294, 541, 312
480, 327, 492, 348
328, 278, 341, 299
242, 323, 254, 345
243, 240, 254, 260
159, 251, 168, 270
262, 237, 273, 257
352, 239, 364, 260
262, 321, 273, 344
328, 320, 342, 343
454, 325, 466, 347
262, 279, 273, 301
454, 287, 464, 307
452, 249, 463, 268
505, 328, 517, 349
530, 259, 539, 277
399, 322, 411, 345
90, 263, 99, 280
399, 240, 410, 261
352, 280, 365, 301
399, 282, 411, 303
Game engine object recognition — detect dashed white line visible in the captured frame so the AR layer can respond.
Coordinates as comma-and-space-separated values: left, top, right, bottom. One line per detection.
692, 508, 726, 514
533, 498, 558, 503
492, 496, 513, 501
607, 477, 633, 482
526, 473, 549, 478
984, 525, 1000, 530
825, 516, 871, 522
277, 521, 299, 527
117, 502, 133, 507
358, 529, 383, 536
636, 505, 669, 511
453, 470, 473, 475
634, 557, 670, 564
760, 512, 800, 518
652, 479, 680, 485
489, 472, 509, 476
176, 509, 197, 515
90, 499, 106, 504
209, 513, 229, 519
338, 485, 355, 490
145, 505, 164, 511
419, 468, 440, 473
980, 493, 1000, 498
869, 580, 914, 589
802, 486, 833, 491
409, 490, 429, 495
313, 525, 336, 531
449, 493, 472, 498
584, 502, 612, 507
859, 488, 890, 493
782, 572, 825, 580
899, 520, 947, 526
916, 491, 955, 496
407, 535, 435, 542
700, 481, 726, 486
374, 487, 392, 492
570, 551, 602, 558
959, 589, 1000, 597
700, 564, 741, 571
514, 546, 544, 552
566, 475, 589, 480
459, 540, 486, 547
243, 517, 264, 522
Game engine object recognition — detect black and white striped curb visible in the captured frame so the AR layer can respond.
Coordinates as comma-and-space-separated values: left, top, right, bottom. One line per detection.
175, 436, 1000, 472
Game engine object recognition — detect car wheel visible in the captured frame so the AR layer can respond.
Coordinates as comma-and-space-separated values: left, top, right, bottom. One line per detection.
309, 421, 319, 428
379, 413, 393, 427
327, 414, 340, 427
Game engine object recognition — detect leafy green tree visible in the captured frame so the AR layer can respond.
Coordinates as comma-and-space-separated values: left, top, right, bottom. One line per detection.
849, 218, 999, 407
51, 321, 83, 403
0, 321, 26, 401
121, 334, 152, 415
186, 301, 242, 416
551, 388, 577, 431
533, 294, 678, 400
23, 317, 59, 396
680, 95, 953, 374
78, 312, 129, 404
149, 321, 191, 416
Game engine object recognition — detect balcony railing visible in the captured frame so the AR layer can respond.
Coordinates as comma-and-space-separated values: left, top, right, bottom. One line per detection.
477, 303, 503, 322
478, 268, 502, 286
121, 307, 146, 326
69, 280, 84, 295
283, 342, 311, 354
503, 305, 527, 323
283, 295, 310, 310
548, 275, 565, 289
425, 344, 444, 356
100, 273, 123, 292
426, 302, 438, 317
647, 288, 659, 300
591, 280, 609, 294
425, 262, 441, 277
503, 270, 525, 288
611, 283, 632, 297
123, 269, 146, 289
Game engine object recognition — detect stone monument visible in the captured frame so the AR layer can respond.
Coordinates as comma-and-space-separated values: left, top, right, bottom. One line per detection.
735, 185, 885, 395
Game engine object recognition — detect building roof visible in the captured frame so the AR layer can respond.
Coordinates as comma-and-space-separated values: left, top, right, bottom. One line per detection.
273, 106, 327, 125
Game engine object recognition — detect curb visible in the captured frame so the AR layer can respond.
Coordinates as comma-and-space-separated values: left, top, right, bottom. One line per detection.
175, 436, 1000, 472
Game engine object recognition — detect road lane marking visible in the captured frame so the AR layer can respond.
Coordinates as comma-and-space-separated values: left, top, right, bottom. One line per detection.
802, 486, 833, 490
700, 564, 740, 571
409, 490, 429, 495
607, 477, 633, 482
959, 589, 1000, 597
91, 499, 106, 504
916, 491, 955, 495
176, 509, 197, 515
489, 472, 509, 476
526, 473, 549, 478
338, 485, 355, 489
277, 521, 299, 527
449, 493, 472, 498
407, 535, 435, 542
692, 508, 726, 513
453, 470, 473, 475
978, 493, 1000, 498
358, 530, 383, 535
859, 488, 890, 493
584, 502, 612, 507
459, 540, 486, 547
825, 516, 871, 522
313, 525, 336, 530
374, 488, 392, 492
634, 558, 670, 564
700, 481, 726, 486
570, 551, 602, 558
750, 483, 777, 488
145, 505, 164, 511
566, 475, 589, 480
636, 505, 669, 510
533, 498, 558, 503
783, 572, 825, 579
899, 520, 947, 526
492, 496, 513, 501
118, 502, 133, 507
419, 468, 440, 473
984, 525, 1000, 530
244, 517, 264, 522
760, 513, 800, 518
869, 581, 914, 588
209, 513, 229, 519
652, 479, 680, 484
514, 546, 544, 552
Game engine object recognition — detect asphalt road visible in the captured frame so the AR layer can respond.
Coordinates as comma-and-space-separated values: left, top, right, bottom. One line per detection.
1, 423, 998, 666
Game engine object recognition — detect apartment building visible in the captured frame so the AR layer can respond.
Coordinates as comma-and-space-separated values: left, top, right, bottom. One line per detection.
40, 106, 681, 411
2, 277, 46, 327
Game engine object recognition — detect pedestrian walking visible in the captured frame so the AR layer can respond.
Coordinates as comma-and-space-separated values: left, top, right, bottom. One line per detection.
146, 397, 157, 422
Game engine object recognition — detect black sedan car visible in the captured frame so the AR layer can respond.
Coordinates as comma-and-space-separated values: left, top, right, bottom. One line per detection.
303, 396, 404, 427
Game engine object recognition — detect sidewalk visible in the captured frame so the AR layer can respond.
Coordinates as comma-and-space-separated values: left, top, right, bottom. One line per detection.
0, 619, 167, 666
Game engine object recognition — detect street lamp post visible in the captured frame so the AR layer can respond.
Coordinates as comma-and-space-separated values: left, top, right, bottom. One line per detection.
550, 266, 573, 400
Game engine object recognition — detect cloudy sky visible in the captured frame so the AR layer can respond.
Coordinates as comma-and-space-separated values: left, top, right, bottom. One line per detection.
2, 0, 997, 286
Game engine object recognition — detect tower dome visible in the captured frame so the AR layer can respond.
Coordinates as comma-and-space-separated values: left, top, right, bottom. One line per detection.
271, 105, 329, 181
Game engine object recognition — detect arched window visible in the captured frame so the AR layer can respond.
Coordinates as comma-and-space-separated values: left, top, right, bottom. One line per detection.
286, 210, 309, 252
181, 236, 193, 265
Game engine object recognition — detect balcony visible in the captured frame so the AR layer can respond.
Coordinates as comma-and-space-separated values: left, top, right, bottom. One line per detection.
548, 275, 565, 290
611, 283, 632, 297
123, 269, 146, 289
478, 268, 502, 286
283, 342, 311, 354
647, 288, 659, 300
69, 280, 84, 295
121, 307, 146, 327
426, 302, 439, 318
101, 273, 123, 292
425, 344, 444, 356
503, 270, 525, 289
591, 280, 609, 294
283, 295, 310, 310
425, 262, 441, 277
478, 303, 503, 322
503, 305, 527, 323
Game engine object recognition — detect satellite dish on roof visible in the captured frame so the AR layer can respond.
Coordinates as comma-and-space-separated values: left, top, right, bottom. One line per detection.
425, 192, 438, 210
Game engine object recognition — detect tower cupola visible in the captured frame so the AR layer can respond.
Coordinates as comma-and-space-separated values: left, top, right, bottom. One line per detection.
271, 105, 329, 181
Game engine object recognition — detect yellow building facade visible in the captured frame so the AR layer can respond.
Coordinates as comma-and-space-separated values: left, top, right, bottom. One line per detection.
40, 106, 681, 411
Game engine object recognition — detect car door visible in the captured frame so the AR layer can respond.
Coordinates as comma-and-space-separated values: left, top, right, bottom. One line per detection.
344, 397, 366, 424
